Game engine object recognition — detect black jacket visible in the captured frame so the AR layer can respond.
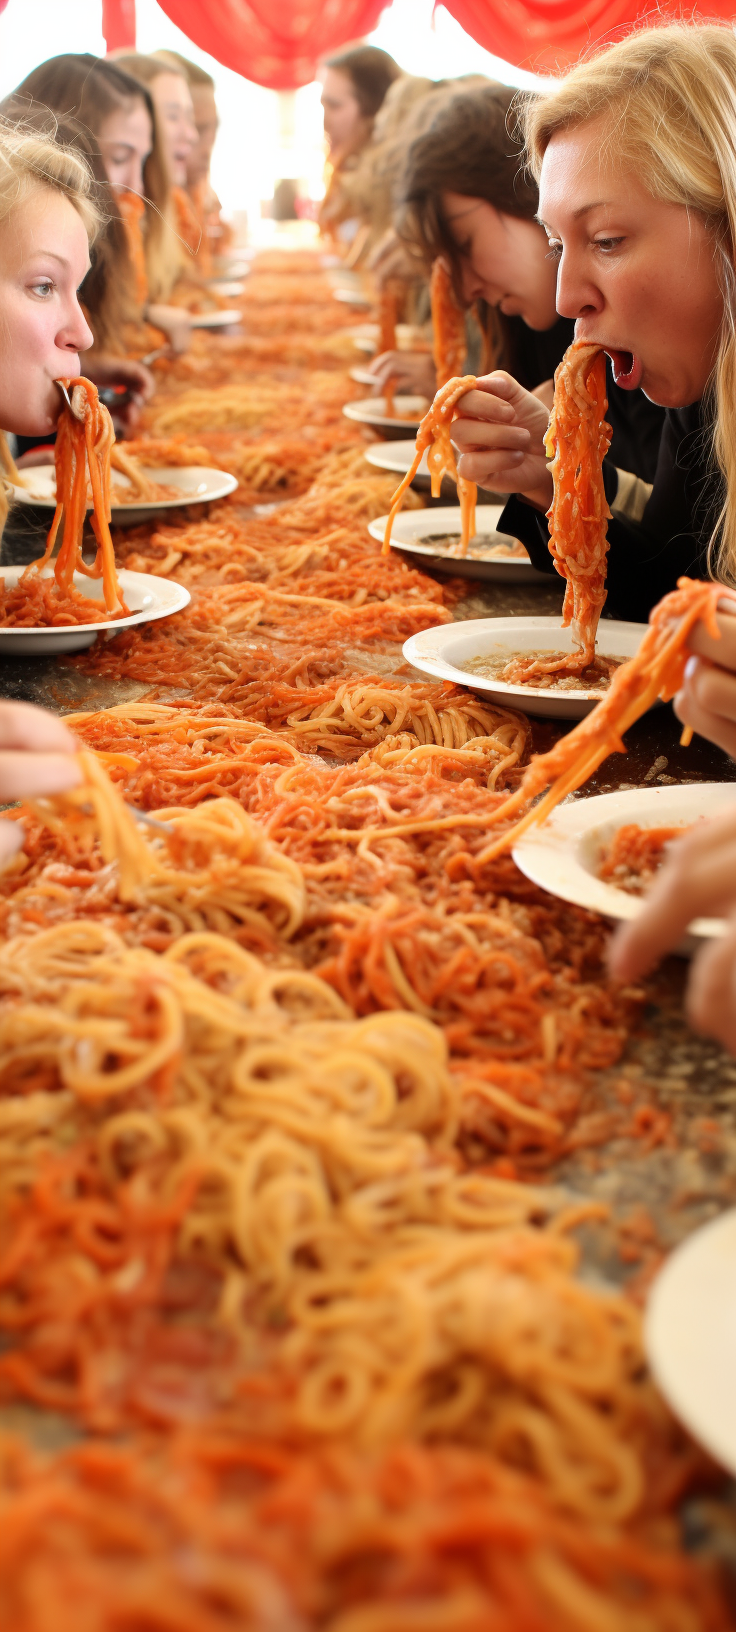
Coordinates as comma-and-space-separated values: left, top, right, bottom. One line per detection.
499, 400, 719, 624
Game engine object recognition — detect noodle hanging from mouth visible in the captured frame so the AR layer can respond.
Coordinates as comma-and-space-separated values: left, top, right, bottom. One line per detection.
506, 342, 612, 686
1, 379, 128, 628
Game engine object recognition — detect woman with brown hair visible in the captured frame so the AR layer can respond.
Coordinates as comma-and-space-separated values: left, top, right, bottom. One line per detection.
110, 51, 199, 275
319, 44, 401, 247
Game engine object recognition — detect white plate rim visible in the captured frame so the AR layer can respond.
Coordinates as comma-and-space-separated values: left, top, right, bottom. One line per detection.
511, 781, 736, 935
0, 564, 190, 637
188, 309, 241, 328
9, 465, 238, 514
343, 395, 428, 430
403, 615, 648, 712
364, 438, 429, 475
368, 505, 530, 564
646, 1207, 736, 1476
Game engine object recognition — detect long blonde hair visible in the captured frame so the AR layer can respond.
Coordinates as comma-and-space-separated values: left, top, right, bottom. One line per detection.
524, 22, 736, 582
109, 50, 187, 298
0, 117, 98, 536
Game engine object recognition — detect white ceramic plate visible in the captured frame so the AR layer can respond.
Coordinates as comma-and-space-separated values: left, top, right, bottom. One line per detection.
206, 280, 245, 298
343, 395, 429, 435
189, 310, 241, 329
512, 783, 735, 937
364, 439, 437, 489
647, 1208, 736, 1476
348, 324, 428, 355
0, 566, 190, 655
368, 505, 549, 585
334, 287, 372, 308
10, 465, 238, 522
403, 616, 647, 720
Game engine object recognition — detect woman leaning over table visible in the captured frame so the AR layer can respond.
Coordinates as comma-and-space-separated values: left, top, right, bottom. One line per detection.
453, 24, 736, 1054
370, 80, 665, 482
451, 25, 730, 627
0, 119, 100, 841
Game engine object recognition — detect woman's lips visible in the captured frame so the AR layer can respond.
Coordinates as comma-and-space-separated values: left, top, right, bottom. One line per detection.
604, 348, 643, 390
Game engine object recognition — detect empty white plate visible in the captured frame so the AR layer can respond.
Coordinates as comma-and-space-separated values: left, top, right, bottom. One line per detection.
0, 566, 190, 655
368, 504, 549, 584
647, 1207, 736, 1476
10, 465, 238, 523
512, 782, 734, 938
403, 616, 647, 719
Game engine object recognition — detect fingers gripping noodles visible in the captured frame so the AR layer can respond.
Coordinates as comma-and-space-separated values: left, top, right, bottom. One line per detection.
383, 375, 478, 558
0, 379, 127, 627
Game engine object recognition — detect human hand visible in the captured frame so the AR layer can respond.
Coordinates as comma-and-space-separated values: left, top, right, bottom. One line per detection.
673, 596, 736, 759
145, 305, 192, 355
81, 354, 156, 438
451, 371, 553, 506
367, 350, 435, 398
0, 701, 81, 867
608, 804, 736, 1054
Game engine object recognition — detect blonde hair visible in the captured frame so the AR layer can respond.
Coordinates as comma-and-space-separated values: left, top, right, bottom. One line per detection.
0, 118, 98, 536
524, 22, 736, 582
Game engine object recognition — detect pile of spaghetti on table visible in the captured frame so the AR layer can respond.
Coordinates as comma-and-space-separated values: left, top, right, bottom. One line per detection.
0, 247, 732, 1632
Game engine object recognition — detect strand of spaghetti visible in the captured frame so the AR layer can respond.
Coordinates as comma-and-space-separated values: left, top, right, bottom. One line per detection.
20, 379, 126, 619
430, 258, 466, 388
474, 577, 722, 863
382, 375, 476, 557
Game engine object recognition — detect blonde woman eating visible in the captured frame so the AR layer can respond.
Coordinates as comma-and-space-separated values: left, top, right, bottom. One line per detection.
0, 117, 99, 840
451, 23, 729, 626
452, 22, 736, 1053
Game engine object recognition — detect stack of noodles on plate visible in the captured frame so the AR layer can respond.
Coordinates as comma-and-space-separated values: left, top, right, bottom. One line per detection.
0, 248, 732, 1632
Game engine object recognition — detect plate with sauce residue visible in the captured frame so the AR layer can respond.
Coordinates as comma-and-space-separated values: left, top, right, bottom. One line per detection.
369, 505, 550, 584
403, 615, 648, 719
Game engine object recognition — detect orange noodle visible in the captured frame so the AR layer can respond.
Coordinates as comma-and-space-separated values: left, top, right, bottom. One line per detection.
508, 341, 612, 685
14, 379, 127, 623
117, 188, 148, 306
382, 374, 477, 557
378, 278, 399, 354
431, 256, 466, 387
475, 578, 722, 864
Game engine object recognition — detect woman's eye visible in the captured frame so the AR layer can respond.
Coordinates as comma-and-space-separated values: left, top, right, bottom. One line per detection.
594, 236, 624, 253
29, 280, 54, 297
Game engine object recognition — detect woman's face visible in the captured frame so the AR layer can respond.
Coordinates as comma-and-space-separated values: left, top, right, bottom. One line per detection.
320, 67, 371, 156
0, 187, 93, 436
188, 83, 218, 188
97, 99, 152, 196
149, 71, 197, 187
539, 115, 725, 407
442, 193, 559, 330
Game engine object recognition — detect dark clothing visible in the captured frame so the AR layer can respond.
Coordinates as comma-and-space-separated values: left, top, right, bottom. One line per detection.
499, 399, 720, 625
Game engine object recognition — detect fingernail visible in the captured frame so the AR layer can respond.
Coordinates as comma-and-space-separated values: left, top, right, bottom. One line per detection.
684, 655, 698, 680
509, 451, 524, 464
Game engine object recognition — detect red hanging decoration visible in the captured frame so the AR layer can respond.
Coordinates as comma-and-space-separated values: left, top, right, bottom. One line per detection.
154, 0, 391, 91
440, 0, 736, 75
102, 0, 136, 53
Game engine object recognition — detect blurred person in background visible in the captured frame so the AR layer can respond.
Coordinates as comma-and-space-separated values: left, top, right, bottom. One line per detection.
110, 49, 198, 339
152, 51, 229, 266
319, 43, 400, 248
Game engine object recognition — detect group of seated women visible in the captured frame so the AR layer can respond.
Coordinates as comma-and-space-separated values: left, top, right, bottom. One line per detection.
2, 25, 736, 1047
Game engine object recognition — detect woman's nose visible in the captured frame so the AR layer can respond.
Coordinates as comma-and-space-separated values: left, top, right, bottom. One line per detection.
556, 249, 603, 321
